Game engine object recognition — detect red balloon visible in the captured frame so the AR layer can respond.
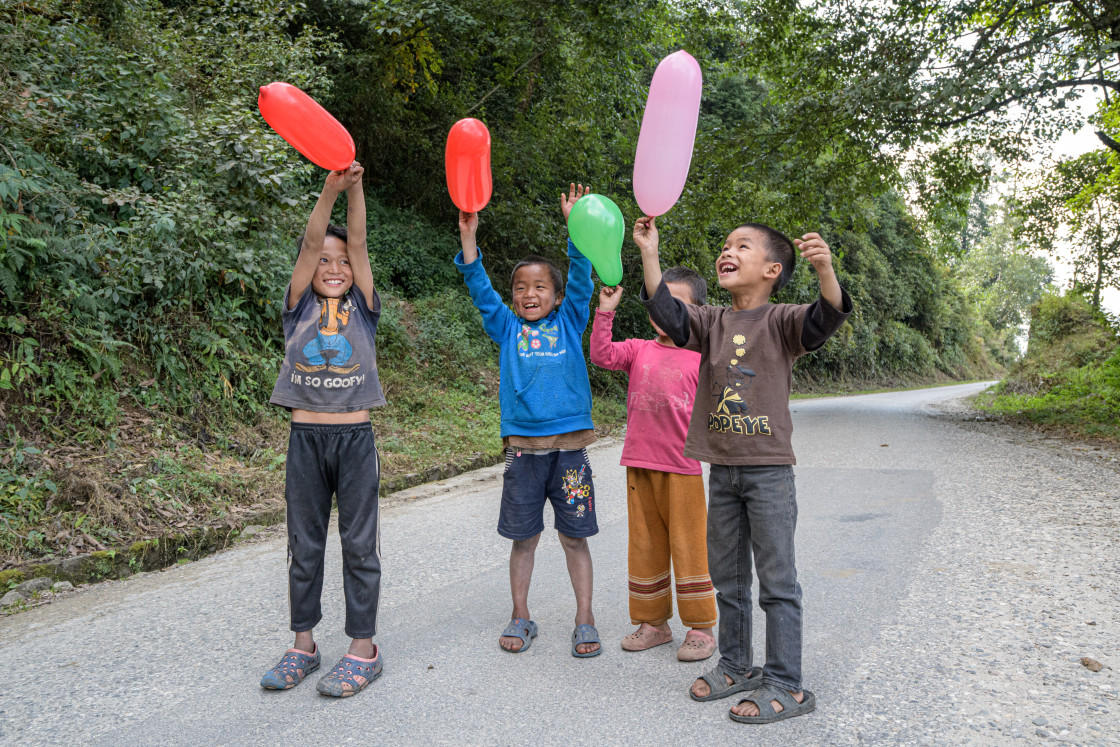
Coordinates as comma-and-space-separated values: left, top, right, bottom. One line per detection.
258, 82, 355, 171
445, 118, 492, 212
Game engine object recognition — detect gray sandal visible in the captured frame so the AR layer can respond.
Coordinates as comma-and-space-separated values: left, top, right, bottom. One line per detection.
571, 624, 602, 658
690, 665, 764, 702
500, 618, 538, 653
730, 685, 816, 724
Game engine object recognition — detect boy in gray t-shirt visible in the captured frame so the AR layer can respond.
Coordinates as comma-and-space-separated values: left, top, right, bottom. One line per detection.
259, 162, 387, 698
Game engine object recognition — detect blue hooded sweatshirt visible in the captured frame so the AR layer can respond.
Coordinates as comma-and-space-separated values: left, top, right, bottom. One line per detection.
455, 240, 594, 438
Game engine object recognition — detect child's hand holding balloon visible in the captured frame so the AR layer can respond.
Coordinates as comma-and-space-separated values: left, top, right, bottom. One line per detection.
598, 284, 624, 312
324, 161, 364, 194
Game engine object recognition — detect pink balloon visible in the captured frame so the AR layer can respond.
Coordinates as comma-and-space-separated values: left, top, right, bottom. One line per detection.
633, 51, 703, 217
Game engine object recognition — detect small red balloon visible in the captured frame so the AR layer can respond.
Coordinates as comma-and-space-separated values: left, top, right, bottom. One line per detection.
258, 82, 355, 171
445, 118, 492, 212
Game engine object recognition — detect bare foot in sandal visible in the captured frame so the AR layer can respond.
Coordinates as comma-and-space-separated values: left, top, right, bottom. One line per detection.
693, 673, 728, 698
731, 689, 805, 717
692, 670, 746, 698
500, 617, 537, 652
621, 622, 673, 651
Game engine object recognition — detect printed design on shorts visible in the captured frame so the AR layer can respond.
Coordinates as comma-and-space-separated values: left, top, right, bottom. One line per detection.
675, 574, 715, 601
290, 296, 367, 391
517, 320, 561, 358
708, 333, 771, 436
562, 464, 592, 517
628, 571, 671, 600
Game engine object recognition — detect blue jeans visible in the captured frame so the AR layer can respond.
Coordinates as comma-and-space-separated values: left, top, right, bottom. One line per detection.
707, 464, 802, 692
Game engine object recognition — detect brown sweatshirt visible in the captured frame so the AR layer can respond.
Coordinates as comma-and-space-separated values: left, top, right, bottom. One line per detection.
641, 281, 852, 465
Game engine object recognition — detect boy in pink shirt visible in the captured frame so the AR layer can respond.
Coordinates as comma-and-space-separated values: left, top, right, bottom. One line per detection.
589, 267, 717, 661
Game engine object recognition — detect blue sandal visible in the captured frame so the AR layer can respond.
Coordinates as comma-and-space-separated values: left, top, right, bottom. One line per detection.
500, 618, 538, 653
571, 624, 602, 658
260, 646, 321, 690
316, 648, 383, 697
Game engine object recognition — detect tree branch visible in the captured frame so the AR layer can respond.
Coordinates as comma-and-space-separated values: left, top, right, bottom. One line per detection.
920, 78, 1120, 129
960, 3, 1022, 68
465, 49, 545, 115
1096, 130, 1120, 154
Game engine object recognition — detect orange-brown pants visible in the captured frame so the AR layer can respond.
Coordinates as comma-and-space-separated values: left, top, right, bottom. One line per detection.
626, 467, 717, 628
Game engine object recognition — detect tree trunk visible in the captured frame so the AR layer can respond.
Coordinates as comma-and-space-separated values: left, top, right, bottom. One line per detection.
1095, 244, 1104, 310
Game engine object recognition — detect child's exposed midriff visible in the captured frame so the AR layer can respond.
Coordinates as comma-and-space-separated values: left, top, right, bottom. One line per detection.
291, 408, 369, 424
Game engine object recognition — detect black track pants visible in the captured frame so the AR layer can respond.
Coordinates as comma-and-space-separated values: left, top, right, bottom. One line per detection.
284, 422, 381, 638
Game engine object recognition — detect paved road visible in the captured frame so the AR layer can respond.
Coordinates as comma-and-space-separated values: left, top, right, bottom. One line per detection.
3, 382, 1118, 745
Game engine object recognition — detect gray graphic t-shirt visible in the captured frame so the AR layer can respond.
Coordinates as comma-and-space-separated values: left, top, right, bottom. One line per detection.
269, 283, 387, 413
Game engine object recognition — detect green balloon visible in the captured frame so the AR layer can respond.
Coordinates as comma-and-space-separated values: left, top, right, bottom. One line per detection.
567, 194, 624, 286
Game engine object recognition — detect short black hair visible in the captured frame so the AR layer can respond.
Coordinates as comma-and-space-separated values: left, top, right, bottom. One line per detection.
510, 255, 564, 299
739, 222, 796, 294
661, 266, 707, 305
295, 224, 348, 258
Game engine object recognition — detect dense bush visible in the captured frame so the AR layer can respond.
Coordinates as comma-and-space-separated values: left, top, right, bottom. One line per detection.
0, 0, 1032, 563
980, 291, 1120, 440
0, 0, 1011, 437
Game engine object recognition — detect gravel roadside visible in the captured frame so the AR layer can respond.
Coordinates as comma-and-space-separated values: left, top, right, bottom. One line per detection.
817, 397, 1119, 745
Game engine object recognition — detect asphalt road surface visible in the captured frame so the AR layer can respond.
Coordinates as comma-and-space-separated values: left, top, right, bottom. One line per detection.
3, 382, 1118, 745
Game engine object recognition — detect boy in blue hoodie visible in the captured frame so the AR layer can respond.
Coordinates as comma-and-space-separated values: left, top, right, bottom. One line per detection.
455, 184, 600, 658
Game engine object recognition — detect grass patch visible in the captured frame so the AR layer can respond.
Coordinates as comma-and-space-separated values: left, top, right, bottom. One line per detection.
975, 292, 1120, 444
974, 352, 1120, 443
0, 419, 286, 564
0, 350, 630, 568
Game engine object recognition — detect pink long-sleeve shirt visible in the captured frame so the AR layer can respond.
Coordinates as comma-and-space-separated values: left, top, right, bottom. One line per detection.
589, 309, 702, 475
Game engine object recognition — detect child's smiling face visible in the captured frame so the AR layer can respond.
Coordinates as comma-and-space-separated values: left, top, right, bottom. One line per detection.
511, 263, 560, 321
311, 236, 353, 298
716, 227, 781, 293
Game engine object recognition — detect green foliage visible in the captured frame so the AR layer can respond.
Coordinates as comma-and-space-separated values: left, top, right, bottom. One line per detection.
365, 202, 461, 298
1015, 149, 1120, 311
785, 192, 991, 381
0, 0, 334, 432
0, 437, 58, 556
979, 291, 1120, 440
0, 0, 1024, 563
1021, 292, 1117, 371
945, 196, 1055, 366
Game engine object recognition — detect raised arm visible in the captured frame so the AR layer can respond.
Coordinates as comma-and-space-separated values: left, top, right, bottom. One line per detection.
289, 168, 350, 309
455, 209, 516, 343
793, 232, 843, 310
343, 163, 376, 311
559, 183, 593, 326
459, 210, 480, 265
589, 286, 638, 372
634, 216, 663, 299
